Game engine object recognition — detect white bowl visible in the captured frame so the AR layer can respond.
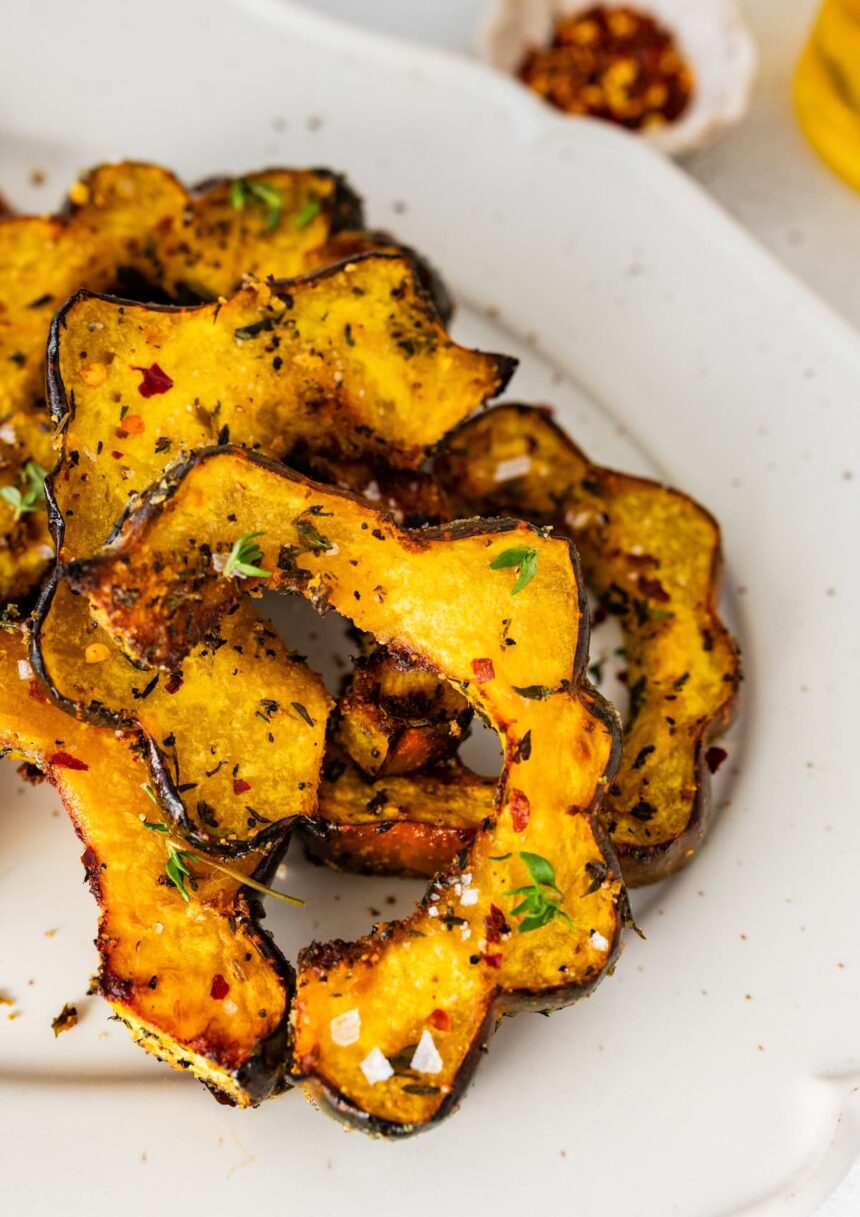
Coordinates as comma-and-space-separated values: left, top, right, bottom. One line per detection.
476, 0, 758, 156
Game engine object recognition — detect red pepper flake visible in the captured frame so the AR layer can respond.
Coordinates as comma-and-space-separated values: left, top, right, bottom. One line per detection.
49, 751, 89, 771
637, 574, 670, 603
484, 904, 507, 944
110, 450, 123, 460
426, 1008, 450, 1031
210, 974, 230, 1000
518, 6, 694, 131
131, 363, 173, 398
510, 788, 530, 832
118, 414, 145, 437
705, 746, 728, 774
164, 673, 183, 694
233, 778, 251, 795
471, 657, 495, 684
482, 953, 503, 969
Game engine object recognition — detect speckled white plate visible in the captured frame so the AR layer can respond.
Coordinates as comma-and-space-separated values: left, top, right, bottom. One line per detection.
1, 1, 858, 1214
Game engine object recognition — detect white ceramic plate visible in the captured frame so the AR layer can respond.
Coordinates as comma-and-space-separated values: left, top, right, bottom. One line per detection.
1, 2, 858, 1214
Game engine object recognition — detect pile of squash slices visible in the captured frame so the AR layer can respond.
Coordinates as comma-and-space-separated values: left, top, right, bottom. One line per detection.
0, 162, 739, 1135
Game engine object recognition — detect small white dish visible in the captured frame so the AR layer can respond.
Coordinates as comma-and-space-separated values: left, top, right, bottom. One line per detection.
476, 0, 758, 155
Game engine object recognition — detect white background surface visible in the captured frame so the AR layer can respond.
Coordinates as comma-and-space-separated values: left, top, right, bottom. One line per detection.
301, 0, 860, 332
1, 1, 858, 1212
294, 2, 860, 1212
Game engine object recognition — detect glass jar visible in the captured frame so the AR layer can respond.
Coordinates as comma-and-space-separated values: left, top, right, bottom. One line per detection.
794, 0, 860, 190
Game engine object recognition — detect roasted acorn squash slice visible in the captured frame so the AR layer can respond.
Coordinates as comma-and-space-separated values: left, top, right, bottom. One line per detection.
34, 253, 511, 851
0, 161, 367, 601
435, 404, 740, 884
0, 625, 291, 1105
335, 647, 472, 778
304, 754, 493, 877
69, 446, 625, 1135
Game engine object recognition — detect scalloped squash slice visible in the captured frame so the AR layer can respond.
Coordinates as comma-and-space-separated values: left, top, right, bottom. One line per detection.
69, 445, 625, 1135
33, 253, 511, 851
0, 160, 446, 601
0, 626, 291, 1105
436, 404, 740, 884
304, 756, 493, 877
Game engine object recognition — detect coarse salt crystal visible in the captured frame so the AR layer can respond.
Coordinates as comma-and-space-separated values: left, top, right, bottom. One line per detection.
428, 906, 439, 917
493, 455, 532, 483
330, 1008, 361, 1047
17, 660, 32, 681
276, 864, 288, 881
410, 1029, 443, 1075
155, 923, 164, 935
460, 887, 479, 906
460, 923, 472, 941
223, 999, 238, 1015
590, 930, 609, 952
360, 1046, 394, 1085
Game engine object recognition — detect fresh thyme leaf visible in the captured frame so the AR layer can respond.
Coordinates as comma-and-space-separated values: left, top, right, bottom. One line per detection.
489, 852, 513, 861
1, 460, 48, 522
292, 197, 322, 231
222, 530, 271, 579
505, 851, 571, 934
520, 851, 560, 891
230, 178, 282, 232
229, 177, 246, 210
165, 840, 199, 901
511, 684, 555, 700
489, 545, 538, 595
142, 817, 304, 908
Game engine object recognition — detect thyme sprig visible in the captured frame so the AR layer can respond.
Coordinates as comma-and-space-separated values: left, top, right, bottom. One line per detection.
0, 460, 48, 521
142, 819, 304, 907
229, 177, 282, 232
505, 851, 572, 933
222, 531, 271, 580
292, 197, 322, 231
489, 545, 538, 595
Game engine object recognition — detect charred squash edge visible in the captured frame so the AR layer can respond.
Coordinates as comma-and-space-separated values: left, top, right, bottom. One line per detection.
435, 403, 740, 885
65, 445, 626, 1135
41, 251, 516, 556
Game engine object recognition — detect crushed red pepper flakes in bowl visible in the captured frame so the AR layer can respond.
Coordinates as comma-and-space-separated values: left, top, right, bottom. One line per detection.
517, 5, 694, 130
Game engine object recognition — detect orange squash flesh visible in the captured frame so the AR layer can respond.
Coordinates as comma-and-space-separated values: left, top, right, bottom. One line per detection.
0, 626, 291, 1105
335, 648, 473, 778
69, 446, 624, 1134
304, 756, 493, 877
33, 253, 511, 851
0, 161, 366, 601
436, 404, 740, 883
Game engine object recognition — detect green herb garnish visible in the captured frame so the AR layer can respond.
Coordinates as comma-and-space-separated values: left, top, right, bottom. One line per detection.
291, 700, 315, 727
489, 545, 538, 595
0, 460, 48, 522
511, 684, 555, 700
295, 518, 332, 553
222, 531, 271, 580
230, 178, 283, 232
292, 197, 322, 231
142, 819, 303, 907
505, 851, 572, 934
